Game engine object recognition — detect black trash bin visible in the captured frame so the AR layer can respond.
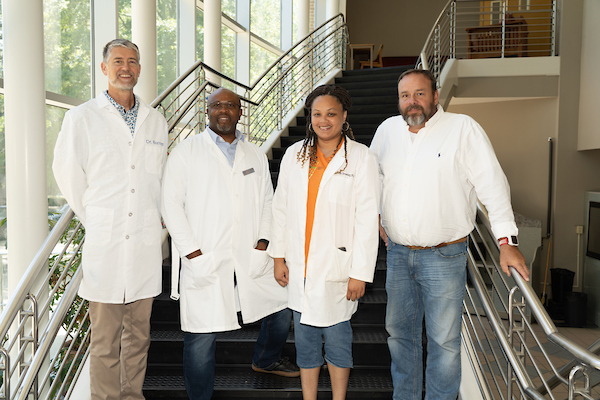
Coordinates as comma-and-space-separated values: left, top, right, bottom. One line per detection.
565, 292, 587, 327
551, 268, 575, 303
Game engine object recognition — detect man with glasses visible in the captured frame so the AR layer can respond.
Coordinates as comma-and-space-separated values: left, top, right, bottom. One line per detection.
161, 88, 298, 400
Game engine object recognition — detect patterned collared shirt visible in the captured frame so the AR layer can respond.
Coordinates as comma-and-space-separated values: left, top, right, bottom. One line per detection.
104, 90, 140, 137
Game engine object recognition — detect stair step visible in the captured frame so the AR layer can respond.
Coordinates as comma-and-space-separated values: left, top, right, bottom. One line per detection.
341, 65, 412, 77
144, 366, 393, 399
351, 95, 398, 106
337, 80, 399, 91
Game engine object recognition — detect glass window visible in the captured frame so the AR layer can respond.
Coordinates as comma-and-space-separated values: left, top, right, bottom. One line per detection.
0, 4, 3, 80
118, 0, 132, 40
251, 0, 280, 47
222, 25, 236, 88
222, 0, 236, 19
250, 42, 278, 84
46, 105, 68, 214
44, 0, 92, 101
157, 0, 177, 97
196, 8, 204, 61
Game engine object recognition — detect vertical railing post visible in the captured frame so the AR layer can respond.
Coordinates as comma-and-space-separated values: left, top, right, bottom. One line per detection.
551, 0, 557, 56
568, 365, 591, 400
501, 0, 506, 58
450, 1, 456, 59
277, 63, 283, 131
0, 348, 9, 400
434, 24, 440, 84
508, 287, 527, 400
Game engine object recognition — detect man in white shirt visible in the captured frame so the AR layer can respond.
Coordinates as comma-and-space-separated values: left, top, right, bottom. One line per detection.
53, 39, 168, 400
370, 69, 529, 400
161, 88, 297, 400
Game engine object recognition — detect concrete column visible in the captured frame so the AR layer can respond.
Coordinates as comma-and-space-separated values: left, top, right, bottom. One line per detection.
297, 0, 310, 40
204, 0, 222, 84
326, 0, 339, 20
132, 0, 158, 103
177, 0, 197, 76
236, 0, 250, 86
281, 0, 293, 49
2, 0, 48, 295
92, 0, 118, 97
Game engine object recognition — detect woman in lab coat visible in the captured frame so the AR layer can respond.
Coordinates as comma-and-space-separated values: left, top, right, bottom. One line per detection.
268, 85, 380, 400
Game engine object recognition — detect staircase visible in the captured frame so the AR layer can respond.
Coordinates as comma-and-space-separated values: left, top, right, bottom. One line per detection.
143, 65, 411, 400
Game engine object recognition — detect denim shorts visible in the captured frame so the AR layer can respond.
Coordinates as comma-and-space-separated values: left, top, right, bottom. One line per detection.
293, 311, 353, 369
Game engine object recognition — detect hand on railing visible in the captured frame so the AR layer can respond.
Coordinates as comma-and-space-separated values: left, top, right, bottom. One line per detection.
500, 244, 530, 281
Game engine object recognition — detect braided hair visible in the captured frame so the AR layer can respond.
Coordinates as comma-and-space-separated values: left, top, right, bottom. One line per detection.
296, 85, 355, 173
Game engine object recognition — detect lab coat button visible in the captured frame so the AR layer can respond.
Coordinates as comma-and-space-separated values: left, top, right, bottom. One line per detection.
128, 142, 132, 146
131, 189, 135, 193
131, 165, 135, 169
125, 235, 130, 240
128, 212, 133, 217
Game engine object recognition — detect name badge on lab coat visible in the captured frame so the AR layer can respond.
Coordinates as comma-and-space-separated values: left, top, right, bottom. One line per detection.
243, 168, 255, 176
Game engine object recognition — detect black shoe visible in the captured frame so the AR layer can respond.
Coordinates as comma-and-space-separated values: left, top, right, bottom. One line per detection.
252, 357, 300, 377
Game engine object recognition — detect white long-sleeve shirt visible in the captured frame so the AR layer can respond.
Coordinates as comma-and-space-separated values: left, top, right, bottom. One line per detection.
370, 105, 517, 247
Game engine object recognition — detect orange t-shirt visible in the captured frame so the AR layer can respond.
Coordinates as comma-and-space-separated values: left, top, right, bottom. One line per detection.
304, 139, 344, 277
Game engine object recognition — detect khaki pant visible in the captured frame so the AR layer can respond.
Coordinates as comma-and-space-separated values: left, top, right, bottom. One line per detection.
89, 298, 154, 400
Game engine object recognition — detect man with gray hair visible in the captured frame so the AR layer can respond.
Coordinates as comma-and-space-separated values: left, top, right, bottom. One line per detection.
53, 39, 168, 400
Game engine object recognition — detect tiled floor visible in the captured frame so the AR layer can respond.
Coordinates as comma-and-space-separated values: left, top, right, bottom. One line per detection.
528, 324, 600, 399
466, 318, 600, 399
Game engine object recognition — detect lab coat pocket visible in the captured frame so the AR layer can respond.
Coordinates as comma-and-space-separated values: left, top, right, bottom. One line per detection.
145, 144, 163, 175
328, 173, 354, 206
325, 247, 352, 282
85, 206, 113, 246
248, 248, 272, 279
186, 252, 218, 289
143, 209, 161, 245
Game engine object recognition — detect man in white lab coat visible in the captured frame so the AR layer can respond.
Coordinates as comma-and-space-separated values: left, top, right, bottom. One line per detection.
161, 88, 296, 400
53, 39, 168, 400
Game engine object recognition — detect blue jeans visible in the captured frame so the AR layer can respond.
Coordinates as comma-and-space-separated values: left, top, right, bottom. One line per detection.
252, 308, 292, 368
385, 240, 467, 400
183, 308, 291, 400
292, 311, 353, 369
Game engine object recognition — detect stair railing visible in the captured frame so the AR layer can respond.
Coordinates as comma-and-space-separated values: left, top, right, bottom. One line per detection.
417, 0, 558, 86
0, 14, 348, 400
463, 205, 600, 399
0, 206, 89, 400
151, 13, 348, 151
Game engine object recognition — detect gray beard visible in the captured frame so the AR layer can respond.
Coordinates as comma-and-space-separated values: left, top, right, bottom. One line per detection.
404, 113, 426, 127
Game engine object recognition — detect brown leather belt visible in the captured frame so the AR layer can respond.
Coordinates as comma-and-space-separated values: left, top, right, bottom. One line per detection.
406, 237, 467, 250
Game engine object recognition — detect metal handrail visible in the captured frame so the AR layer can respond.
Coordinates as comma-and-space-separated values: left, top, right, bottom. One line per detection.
464, 205, 600, 399
0, 14, 349, 399
0, 206, 88, 400
416, 0, 558, 86
152, 14, 347, 150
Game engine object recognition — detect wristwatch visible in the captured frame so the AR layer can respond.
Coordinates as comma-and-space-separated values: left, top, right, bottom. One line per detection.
498, 236, 519, 247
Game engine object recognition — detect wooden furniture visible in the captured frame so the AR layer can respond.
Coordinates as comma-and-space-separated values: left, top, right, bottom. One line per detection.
360, 44, 383, 69
349, 43, 374, 70
466, 14, 528, 59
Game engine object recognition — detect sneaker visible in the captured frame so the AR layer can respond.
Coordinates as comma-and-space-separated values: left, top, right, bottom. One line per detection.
252, 357, 300, 377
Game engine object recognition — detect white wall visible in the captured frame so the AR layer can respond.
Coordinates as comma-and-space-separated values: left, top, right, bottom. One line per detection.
576, 0, 600, 150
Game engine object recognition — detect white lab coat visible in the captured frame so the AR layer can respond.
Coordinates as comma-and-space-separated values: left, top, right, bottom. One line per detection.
52, 94, 168, 304
161, 130, 287, 333
268, 139, 380, 327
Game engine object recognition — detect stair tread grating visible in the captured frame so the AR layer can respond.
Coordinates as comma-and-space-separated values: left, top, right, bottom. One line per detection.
151, 325, 388, 342
144, 368, 393, 391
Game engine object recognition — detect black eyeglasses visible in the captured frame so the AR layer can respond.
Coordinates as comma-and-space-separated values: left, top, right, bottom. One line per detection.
208, 101, 241, 110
